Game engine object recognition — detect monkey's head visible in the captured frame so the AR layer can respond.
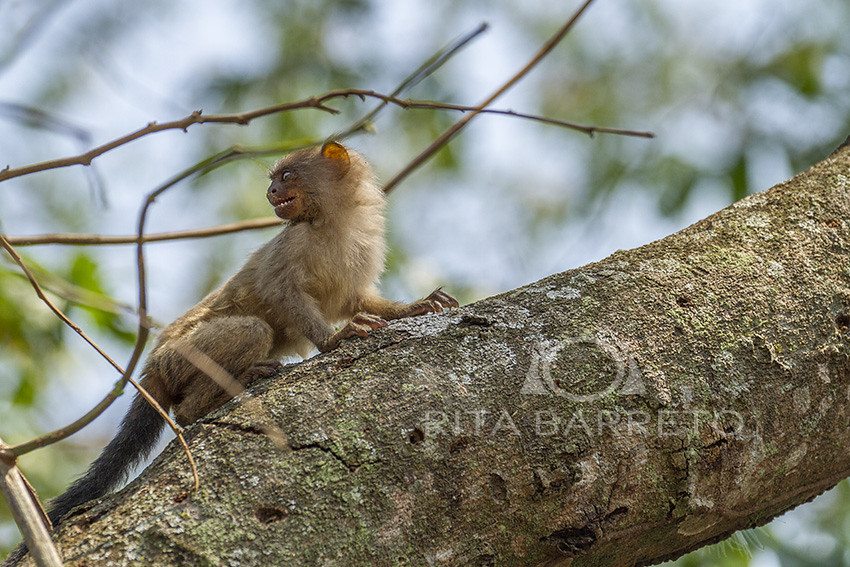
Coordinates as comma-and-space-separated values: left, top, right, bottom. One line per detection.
267, 141, 354, 223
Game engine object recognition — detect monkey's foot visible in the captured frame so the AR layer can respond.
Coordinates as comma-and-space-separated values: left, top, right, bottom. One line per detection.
239, 361, 283, 386
322, 313, 388, 352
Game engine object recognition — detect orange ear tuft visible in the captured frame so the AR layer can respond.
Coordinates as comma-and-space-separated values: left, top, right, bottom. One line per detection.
321, 141, 351, 170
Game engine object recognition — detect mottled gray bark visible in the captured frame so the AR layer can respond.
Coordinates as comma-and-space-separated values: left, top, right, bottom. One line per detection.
19, 142, 850, 566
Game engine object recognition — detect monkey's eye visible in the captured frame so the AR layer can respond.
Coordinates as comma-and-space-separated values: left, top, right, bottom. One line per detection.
281, 170, 292, 182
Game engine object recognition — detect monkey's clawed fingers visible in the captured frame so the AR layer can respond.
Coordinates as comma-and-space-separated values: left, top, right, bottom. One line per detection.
425, 287, 459, 309
409, 288, 460, 316
346, 312, 389, 337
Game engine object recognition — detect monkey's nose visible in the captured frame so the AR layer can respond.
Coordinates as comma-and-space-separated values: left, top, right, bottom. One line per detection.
267, 184, 277, 196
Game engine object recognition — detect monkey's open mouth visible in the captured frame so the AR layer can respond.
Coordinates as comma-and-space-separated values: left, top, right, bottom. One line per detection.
268, 191, 295, 208
271, 195, 297, 219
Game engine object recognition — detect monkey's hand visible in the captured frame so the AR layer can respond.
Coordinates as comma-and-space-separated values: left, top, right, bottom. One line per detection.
400, 288, 459, 318
357, 288, 459, 322
319, 313, 388, 352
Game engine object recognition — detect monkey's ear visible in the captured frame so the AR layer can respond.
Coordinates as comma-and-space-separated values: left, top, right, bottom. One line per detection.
321, 141, 351, 176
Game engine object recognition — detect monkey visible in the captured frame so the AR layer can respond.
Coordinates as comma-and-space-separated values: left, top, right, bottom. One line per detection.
4, 141, 457, 565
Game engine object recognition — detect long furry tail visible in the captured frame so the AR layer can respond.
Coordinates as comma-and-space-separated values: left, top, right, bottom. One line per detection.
3, 380, 168, 566
46, 389, 167, 524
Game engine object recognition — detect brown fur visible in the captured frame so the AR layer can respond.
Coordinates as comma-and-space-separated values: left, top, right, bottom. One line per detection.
142, 141, 457, 424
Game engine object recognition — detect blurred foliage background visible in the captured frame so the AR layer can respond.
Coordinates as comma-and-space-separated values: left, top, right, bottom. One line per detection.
1, 0, 850, 564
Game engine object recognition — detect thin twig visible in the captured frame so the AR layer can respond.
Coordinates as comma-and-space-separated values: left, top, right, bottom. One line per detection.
343, 22, 490, 137
0, 87, 650, 184
170, 342, 291, 452
0, 235, 197, 490
388, 101, 653, 137
5, 217, 283, 246
0, 233, 124, 374
383, 0, 599, 193
0, 100, 337, 182
340, 91, 653, 141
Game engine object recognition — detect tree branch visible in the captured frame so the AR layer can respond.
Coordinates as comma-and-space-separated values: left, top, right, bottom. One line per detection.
0, 439, 61, 567
383, 0, 599, 193
24, 143, 850, 566
0, 90, 650, 184
4, 217, 283, 247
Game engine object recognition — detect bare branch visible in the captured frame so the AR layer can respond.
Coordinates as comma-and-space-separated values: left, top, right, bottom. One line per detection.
5, 217, 283, 247
0, 88, 650, 184
0, 440, 62, 567
343, 22, 490, 137
169, 342, 291, 452
0, 100, 335, 182
383, 0, 599, 193
0, 234, 196, 492
0, 233, 125, 374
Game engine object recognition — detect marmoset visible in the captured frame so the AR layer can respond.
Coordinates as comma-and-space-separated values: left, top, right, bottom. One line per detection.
6, 141, 456, 565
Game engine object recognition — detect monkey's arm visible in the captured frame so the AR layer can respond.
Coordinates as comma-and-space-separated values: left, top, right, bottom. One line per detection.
281, 290, 386, 353
359, 288, 459, 320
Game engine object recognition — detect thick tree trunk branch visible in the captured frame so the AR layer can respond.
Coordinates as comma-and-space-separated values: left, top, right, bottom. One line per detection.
18, 144, 850, 566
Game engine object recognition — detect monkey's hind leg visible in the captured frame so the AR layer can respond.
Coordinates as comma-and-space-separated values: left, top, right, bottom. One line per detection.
169, 316, 278, 425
